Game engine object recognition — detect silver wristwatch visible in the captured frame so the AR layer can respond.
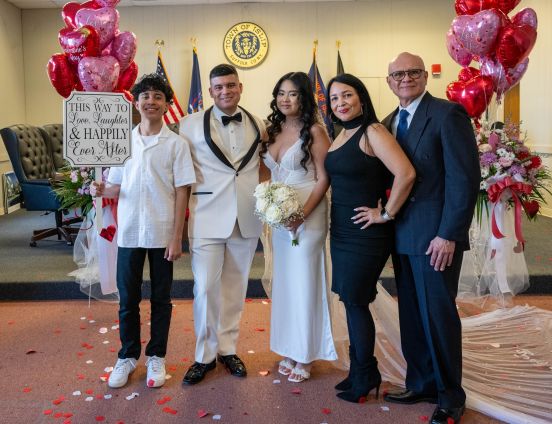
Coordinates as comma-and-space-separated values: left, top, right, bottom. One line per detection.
380, 207, 394, 221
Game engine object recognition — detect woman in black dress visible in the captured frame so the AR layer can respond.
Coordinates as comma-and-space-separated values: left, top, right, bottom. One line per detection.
324, 74, 415, 403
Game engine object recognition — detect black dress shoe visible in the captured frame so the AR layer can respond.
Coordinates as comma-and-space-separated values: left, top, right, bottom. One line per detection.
431, 405, 465, 424
383, 389, 438, 404
217, 354, 247, 377
182, 360, 216, 385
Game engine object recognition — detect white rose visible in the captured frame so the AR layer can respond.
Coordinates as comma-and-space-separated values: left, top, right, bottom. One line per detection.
254, 182, 270, 199
280, 199, 299, 218
273, 187, 290, 203
478, 144, 493, 153
256, 198, 269, 213
265, 204, 283, 225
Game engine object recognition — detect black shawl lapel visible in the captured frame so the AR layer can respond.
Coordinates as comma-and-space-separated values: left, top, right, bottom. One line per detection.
203, 106, 261, 174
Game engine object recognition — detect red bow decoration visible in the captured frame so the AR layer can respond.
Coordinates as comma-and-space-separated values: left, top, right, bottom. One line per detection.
99, 224, 116, 242
487, 176, 532, 244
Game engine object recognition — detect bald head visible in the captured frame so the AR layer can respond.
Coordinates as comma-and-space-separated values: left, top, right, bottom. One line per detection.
388, 52, 425, 74
386, 52, 428, 107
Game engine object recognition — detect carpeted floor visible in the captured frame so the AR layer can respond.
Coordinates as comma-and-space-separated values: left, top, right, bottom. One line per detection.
1, 209, 551, 300
4, 295, 550, 424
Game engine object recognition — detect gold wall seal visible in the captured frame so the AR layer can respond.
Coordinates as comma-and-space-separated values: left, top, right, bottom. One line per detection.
223, 22, 269, 69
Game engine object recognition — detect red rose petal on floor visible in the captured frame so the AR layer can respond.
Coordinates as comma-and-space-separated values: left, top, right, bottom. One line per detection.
77, 374, 85, 380
96, 394, 103, 399
64, 413, 73, 418
52, 398, 63, 405
55, 412, 63, 418
85, 389, 94, 394
291, 388, 301, 395
253, 327, 265, 332
63, 420, 72, 424
157, 396, 172, 405
54, 329, 62, 334
358, 396, 366, 404
109, 348, 116, 353
76, 352, 84, 357
197, 409, 209, 418
22, 387, 32, 393
43, 409, 53, 415
419, 416, 429, 422
25, 349, 36, 354
163, 407, 177, 415
321, 408, 331, 414
168, 366, 177, 372
7, 320, 15, 325
80, 325, 86, 330
95, 416, 105, 421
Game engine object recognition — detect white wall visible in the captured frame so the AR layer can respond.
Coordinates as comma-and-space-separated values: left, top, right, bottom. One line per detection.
0, 0, 25, 212
22, 0, 458, 124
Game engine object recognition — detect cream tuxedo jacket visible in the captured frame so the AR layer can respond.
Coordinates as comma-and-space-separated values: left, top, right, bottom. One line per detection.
180, 106, 265, 239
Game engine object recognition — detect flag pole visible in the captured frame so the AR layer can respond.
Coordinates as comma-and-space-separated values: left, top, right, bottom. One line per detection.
190, 37, 197, 53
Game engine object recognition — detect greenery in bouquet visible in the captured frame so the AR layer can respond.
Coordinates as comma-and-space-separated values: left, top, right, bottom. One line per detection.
53, 166, 95, 217
475, 120, 551, 222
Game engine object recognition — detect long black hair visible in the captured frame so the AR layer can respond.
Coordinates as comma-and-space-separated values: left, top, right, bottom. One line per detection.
326, 73, 379, 135
261, 72, 319, 171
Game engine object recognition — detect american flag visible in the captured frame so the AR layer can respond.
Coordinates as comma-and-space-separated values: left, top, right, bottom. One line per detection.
156, 51, 185, 125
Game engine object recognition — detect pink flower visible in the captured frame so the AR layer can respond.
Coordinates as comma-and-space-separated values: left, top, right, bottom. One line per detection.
488, 132, 500, 149
499, 157, 513, 167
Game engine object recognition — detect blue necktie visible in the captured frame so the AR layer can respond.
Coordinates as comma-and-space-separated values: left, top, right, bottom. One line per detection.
396, 109, 410, 145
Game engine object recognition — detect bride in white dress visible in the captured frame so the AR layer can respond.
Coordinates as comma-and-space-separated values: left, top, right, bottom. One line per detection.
261, 72, 337, 382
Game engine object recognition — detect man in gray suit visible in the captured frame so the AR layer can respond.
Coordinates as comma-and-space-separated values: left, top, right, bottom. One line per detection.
381, 52, 479, 424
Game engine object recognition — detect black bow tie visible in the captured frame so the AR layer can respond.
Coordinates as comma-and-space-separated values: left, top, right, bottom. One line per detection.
221, 112, 242, 126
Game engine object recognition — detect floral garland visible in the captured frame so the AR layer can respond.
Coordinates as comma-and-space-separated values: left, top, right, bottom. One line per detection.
53, 166, 95, 217
475, 120, 551, 243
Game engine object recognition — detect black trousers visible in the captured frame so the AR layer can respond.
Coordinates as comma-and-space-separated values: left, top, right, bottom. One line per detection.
393, 251, 466, 409
117, 247, 173, 360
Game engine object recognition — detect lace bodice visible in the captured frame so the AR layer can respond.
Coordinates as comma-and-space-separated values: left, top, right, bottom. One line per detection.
263, 139, 316, 185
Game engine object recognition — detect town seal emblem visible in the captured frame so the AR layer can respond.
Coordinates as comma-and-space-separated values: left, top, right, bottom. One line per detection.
223, 22, 269, 69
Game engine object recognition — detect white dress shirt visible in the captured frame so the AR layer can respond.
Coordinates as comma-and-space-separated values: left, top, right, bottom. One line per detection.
391, 91, 427, 137
108, 124, 196, 248
211, 105, 258, 167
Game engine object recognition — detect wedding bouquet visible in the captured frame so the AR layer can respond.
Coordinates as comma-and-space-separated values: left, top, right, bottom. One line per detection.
254, 181, 304, 246
53, 166, 96, 216
475, 120, 550, 243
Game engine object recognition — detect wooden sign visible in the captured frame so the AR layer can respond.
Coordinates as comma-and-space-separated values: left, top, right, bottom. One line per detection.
63, 92, 132, 166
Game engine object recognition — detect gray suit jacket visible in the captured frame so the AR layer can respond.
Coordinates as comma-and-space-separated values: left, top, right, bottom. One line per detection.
382, 92, 480, 255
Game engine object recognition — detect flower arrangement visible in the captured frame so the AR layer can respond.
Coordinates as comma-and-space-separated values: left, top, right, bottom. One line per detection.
53, 166, 95, 217
254, 181, 304, 245
475, 120, 550, 239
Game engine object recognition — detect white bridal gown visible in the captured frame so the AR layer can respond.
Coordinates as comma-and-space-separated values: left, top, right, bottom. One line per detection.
263, 139, 337, 364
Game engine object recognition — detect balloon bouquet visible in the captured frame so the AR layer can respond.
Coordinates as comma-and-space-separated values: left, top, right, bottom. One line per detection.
47, 0, 138, 102
445, 0, 537, 121
46, 0, 137, 301
448, 1, 548, 305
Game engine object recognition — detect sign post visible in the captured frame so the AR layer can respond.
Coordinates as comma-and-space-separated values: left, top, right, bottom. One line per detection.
63, 92, 132, 233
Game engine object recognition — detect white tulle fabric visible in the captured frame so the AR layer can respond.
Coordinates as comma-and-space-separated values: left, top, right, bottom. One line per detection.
459, 201, 529, 307
263, 202, 552, 424
69, 205, 119, 302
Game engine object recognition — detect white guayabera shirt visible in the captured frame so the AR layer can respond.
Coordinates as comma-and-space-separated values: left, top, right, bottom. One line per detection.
108, 124, 196, 248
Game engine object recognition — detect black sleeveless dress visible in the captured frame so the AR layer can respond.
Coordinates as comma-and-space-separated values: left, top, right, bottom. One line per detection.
324, 128, 394, 305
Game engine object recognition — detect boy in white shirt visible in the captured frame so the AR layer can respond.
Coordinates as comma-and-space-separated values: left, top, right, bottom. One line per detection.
93, 74, 196, 388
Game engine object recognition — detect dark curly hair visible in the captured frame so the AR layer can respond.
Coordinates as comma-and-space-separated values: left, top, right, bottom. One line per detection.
326, 73, 379, 134
261, 72, 319, 171
130, 73, 174, 104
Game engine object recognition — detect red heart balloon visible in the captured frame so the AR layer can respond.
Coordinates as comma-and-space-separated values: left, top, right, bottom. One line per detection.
455, 0, 496, 15
446, 75, 494, 118
458, 66, 480, 82
46, 53, 77, 98
495, 0, 521, 15
116, 61, 138, 91
61, 1, 101, 29
496, 24, 537, 69
512, 8, 538, 30
58, 25, 100, 68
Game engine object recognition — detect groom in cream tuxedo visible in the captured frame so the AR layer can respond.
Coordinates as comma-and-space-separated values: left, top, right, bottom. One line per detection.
179, 64, 267, 385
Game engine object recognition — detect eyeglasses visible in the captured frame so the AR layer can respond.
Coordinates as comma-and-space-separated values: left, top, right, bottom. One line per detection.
388, 69, 425, 81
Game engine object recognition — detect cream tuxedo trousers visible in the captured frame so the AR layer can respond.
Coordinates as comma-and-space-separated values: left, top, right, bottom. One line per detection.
190, 222, 258, 363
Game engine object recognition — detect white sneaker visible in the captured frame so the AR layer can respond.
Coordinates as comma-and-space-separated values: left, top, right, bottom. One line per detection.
107, 358, 137, 388
146, 356, 166, 388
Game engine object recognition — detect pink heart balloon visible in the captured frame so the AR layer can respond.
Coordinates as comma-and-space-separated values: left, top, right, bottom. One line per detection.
95, 0, 120, 6
111, 31, 137, 71
446, 29, 473, 67
512, 8, 538, 30
78, 55, 120, 92
75, 7, 119, 50
451, 9, 503, 57
480, 56, 529, 98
